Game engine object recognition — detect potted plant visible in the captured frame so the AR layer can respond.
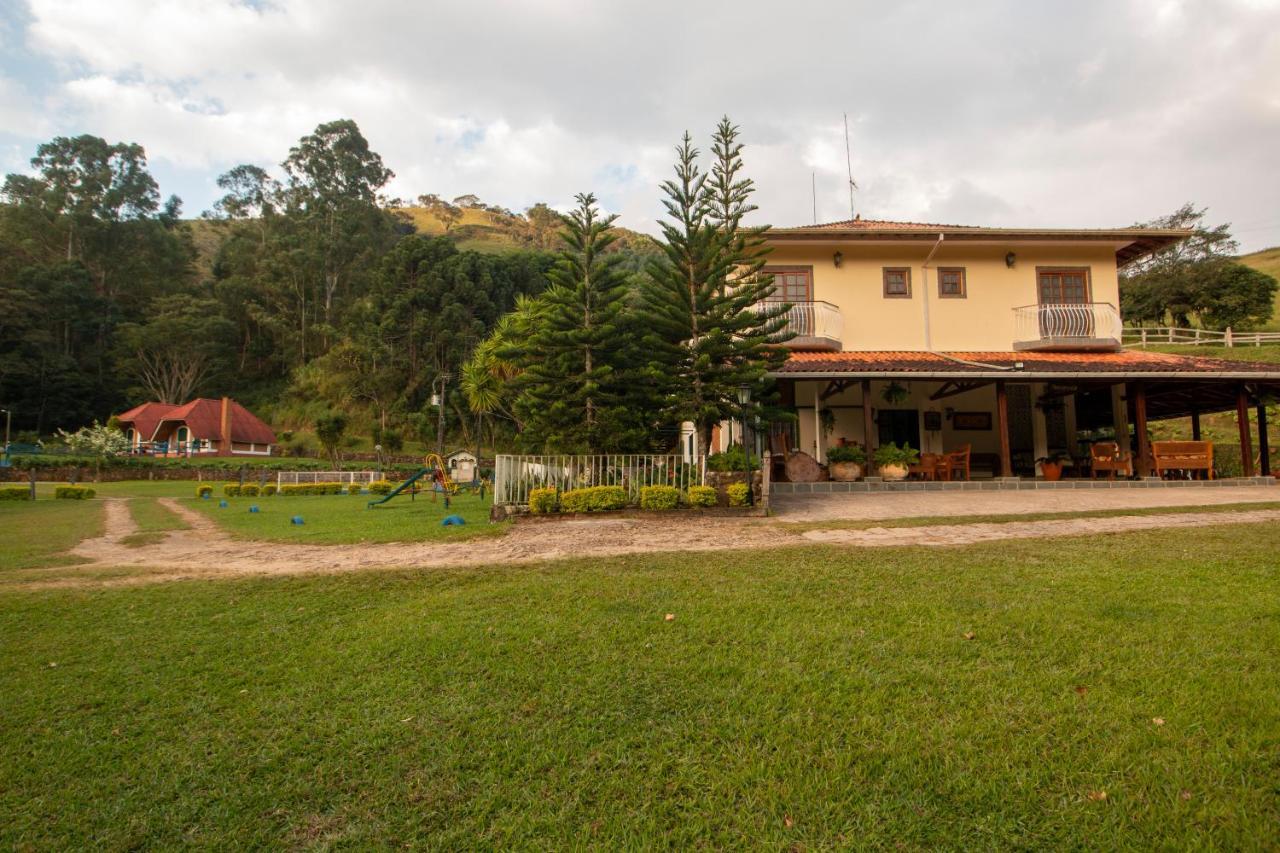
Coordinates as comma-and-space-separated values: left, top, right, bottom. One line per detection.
881, 381, 909, 405
873, 442, 919, 481
826, 444, 867, 481
1037, 452, 1070, 482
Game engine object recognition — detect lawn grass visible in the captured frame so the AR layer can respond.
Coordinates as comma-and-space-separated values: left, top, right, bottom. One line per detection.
187, 490, 502, 544
122, 498, 189, 547
1, 524, 1278, 847
775, 500, 1280, 532
0, 499, 102, 572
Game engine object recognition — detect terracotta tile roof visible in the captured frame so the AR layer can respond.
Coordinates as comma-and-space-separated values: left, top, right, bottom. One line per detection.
116, 402, 180, 441
767, 219, 1192, 266
776, 350, 1280, 378
146, 398, 276, 444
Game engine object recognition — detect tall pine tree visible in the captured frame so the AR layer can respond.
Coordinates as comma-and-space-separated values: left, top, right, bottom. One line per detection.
643, 122, 787, 456
506, 193, 648, 452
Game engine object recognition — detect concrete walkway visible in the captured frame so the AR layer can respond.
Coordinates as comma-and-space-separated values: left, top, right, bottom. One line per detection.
771, 484, 1280, 522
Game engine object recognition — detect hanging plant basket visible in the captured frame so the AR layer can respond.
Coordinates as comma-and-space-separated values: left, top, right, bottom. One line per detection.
881, 381, 909, 405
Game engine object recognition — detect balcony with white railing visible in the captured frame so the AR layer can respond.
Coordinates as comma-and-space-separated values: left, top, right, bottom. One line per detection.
762, 300, 844, 351
1013, 303, 1123, 352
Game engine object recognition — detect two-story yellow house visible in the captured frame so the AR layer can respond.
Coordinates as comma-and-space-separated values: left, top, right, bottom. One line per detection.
736, 218, 1280, 487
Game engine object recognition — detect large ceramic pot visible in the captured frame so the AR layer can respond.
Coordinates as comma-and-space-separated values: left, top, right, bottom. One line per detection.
1040, 461, 1064, 482
829, 461, 863, 482
879, 463, 909, 482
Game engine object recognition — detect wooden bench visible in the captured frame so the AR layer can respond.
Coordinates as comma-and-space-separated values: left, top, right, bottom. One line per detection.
1090, 441, 1132, 480
1152, 440, 1214, 480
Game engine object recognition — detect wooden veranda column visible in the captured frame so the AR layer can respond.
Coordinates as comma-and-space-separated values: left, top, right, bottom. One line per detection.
1132, 382, 1151, 478
1257, 403, 1270, 477
995, 380, 1012, 477
862, 379, 876, 475
1190, 406, 1202, 441
1238, 387, 1255, 478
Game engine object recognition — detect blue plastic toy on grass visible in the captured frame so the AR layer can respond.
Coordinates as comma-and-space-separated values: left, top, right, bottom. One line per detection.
291, 516, 304, 525
249, 505, 259, 513
218, 499, 228, 508
441, 514, 465, 526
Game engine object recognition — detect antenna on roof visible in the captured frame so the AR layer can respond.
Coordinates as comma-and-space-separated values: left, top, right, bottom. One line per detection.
843, 112, 857, 220
811, 171, 817, 224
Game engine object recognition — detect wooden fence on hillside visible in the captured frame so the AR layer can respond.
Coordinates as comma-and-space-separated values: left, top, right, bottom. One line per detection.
1124, 327, 1280, 348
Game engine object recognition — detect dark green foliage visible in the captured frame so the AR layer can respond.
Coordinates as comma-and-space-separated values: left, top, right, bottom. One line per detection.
0, 487, 32, 501
502, 194, 655, 452
1121, 203, 1274, 330
825, 445, 867, 464
706, 445, 759, 472
725, 482, 750, 506
195, 484, 213, 498
314, 413, 348, 466
641, 120, 788, 455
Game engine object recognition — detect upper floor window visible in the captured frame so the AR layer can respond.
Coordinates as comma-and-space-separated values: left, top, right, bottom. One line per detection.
938, 267, 966, 298
1037, 267, 1091, 304
883, 267, 911, 298
762, 266, 812, 303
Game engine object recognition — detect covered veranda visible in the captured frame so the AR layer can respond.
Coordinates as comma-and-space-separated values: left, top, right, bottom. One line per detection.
767, 350, 1280, 488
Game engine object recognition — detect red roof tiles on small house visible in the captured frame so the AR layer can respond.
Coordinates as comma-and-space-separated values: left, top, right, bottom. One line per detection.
150, 398, 276, 445
115, 402, 180, 441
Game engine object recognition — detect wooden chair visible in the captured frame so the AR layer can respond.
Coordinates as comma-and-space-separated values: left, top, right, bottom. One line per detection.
910, 452, 944, 481
1089, 442, 1133, 479
769, 432, 790, 482
1152, 440, 1213, 480
939, 445, 971, 481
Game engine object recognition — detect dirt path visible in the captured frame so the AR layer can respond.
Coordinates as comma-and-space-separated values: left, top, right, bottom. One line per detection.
800, 508, 1280, 547
41, 496, 1280, 589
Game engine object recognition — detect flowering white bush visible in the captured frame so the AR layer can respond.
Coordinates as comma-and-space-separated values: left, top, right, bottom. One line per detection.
56, 422, 132, 457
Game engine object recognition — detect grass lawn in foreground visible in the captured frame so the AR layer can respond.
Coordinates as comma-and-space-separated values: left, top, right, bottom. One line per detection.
0, 498, 102, 572
122, 498, 190, 547
1, 523, 1278, 847
187, 490, 501, 544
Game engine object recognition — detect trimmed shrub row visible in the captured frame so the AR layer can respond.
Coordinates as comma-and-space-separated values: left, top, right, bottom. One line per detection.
529, 483, 734, 514
0, 486, 33, 501
54, 485, 96, 500
209, 482, 382, 497
368, 480, 394, 495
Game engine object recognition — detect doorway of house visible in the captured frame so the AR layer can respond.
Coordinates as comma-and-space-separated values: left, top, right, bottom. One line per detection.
877, 409, 921, 450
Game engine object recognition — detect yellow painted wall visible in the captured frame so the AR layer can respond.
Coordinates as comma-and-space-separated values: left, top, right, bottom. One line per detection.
765, 242, 1120, 351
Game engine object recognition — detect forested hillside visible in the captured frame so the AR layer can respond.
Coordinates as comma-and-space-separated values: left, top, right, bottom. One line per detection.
0, 120, 655, 452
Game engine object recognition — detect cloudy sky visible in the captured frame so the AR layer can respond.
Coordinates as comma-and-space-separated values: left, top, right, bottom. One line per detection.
2, 0, 1278, 250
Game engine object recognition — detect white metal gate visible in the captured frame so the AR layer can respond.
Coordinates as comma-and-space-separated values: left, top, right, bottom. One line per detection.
493, 454, 706, 506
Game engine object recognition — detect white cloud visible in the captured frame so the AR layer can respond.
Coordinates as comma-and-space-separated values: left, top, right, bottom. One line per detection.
6, 0, 1280, 249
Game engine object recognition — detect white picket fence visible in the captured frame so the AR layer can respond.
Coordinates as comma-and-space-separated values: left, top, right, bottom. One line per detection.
493, 454, 706, 506
276, 470, 382, 487
1124, 326, 1280, 347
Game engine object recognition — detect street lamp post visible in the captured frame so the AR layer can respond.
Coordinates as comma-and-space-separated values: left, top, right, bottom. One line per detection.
1, 408, 10, 450
737, 385, 754, 508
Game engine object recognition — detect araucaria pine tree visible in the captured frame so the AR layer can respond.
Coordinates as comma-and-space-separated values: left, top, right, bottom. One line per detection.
643, 120, 788, 455
505, 193, 645, 452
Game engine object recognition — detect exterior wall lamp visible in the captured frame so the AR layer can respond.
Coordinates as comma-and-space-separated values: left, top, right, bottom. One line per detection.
833, 250, 843, 268
1005, 251, 1017, 268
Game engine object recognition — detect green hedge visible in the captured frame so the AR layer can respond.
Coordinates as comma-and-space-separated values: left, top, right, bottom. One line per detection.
528, 487, 558, 514
278, 482, 345, 496
261, 484, 278, 496
346, 483, 363, 495
240, 484, 260, 497
638, 485, 680, 510
195, 484, 213, 498
368, 480, 394, 495
223, 484, 241, 497
685, 485, 718, 507
54, 485, 96, 500
560, 486, 627, 513
726, 482, 750, 507
0, 486, 32, 501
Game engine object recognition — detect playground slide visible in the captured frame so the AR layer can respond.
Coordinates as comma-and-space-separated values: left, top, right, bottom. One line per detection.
366, 467, 430, 508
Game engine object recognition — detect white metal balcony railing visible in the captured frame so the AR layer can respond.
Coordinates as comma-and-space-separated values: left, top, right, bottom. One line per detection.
1013, 303, 1123, 351
760, 300, 844, 350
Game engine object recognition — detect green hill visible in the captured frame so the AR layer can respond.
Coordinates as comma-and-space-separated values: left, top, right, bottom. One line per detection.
186, 204, 659, 277
1239, 246, 1280, 331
